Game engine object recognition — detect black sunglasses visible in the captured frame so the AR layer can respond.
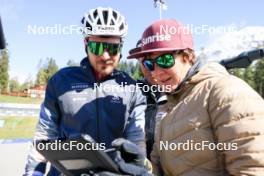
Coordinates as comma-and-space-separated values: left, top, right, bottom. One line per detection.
88, 41, 122, 56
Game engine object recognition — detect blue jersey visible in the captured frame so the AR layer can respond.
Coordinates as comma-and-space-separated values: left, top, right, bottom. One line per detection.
24, 58, 146, 175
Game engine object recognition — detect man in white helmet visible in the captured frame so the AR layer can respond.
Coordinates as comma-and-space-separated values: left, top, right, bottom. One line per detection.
24, 7, 147, 176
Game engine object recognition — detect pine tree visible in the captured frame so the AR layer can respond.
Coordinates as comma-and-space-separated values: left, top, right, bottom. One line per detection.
36, 58, 59, 86
254, 59, 264, 97
9, 78, 20, 92
0, 49, 9, 93
67, 59, 79, 66
243, 65, 256, 90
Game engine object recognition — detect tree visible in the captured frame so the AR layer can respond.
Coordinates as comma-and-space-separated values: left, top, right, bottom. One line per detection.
118, 61, 129, 73
118, 61, 143, 80
0, 49, 9, 93
36, 58, 59, 86
45, 58, 59, 81
254, 59, 264, 97
132, 63, 143, 80
252, 42, 264, 97
9, 78, 20, 92
197, 47, 208, 63
67, 59, 79, 67
129, 62, 137, 75
36, 68, 46, 86
20, 75, 34, 91
243, 65, 256, 90
229, 68, 245, 80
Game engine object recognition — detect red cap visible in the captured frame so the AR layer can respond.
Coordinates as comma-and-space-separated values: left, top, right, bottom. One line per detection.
127, 19, 194, 59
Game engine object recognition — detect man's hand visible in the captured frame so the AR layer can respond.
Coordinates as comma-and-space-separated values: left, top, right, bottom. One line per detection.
110, 138, 153, 176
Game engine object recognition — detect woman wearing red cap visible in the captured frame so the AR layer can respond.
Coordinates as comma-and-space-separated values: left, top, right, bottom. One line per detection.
128, 19, 264, 176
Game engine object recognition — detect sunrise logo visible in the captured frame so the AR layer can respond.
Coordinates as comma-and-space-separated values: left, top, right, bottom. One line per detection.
142, 32, 171, 46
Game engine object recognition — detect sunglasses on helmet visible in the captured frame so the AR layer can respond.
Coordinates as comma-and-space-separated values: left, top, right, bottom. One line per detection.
88, 41, 122, 56
142, 51, 181, 71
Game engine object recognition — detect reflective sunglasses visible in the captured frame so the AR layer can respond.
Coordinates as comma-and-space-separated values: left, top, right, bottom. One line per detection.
88, 41, 122, 56
142, 52, 180, 71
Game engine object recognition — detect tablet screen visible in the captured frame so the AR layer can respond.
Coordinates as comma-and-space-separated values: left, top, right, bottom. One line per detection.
36, 135, 120, 175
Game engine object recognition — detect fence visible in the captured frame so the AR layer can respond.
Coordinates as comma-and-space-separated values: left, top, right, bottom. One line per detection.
0, 103, 40, 117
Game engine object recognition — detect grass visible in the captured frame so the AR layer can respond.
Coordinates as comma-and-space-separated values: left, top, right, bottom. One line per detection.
0, 116, 38, 139
0, 94, 43, 104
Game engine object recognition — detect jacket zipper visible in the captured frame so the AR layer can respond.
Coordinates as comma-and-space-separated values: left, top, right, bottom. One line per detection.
96, 82, 101, 143
151, 95, 159, 145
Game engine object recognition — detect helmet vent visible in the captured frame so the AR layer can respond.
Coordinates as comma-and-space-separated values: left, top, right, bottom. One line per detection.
102, 10, 108, 24
112, 11, 117, 20
119, 23, 124, 31
86, 21, 92, 30
93, 9, 98, 18
97, 19, 102, 25
110, 19, 115, 25
88, 14, 92, 22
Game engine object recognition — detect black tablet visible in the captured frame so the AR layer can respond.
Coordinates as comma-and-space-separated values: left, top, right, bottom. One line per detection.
35, 134, 120, 176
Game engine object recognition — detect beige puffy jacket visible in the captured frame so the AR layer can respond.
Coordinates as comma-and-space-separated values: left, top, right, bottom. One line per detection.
151, 62, 264, 176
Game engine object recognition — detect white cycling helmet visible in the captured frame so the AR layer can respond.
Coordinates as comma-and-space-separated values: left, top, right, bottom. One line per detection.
81, 7, 128, 38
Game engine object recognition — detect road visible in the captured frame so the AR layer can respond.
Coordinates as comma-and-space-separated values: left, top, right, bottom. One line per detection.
0, 103, 40, 175
0, 142, 30, 175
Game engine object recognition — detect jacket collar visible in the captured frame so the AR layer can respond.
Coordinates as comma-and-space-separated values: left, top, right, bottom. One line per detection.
137, 79, 168, 105
170, 58, 206, 95
80, 57, 121, 82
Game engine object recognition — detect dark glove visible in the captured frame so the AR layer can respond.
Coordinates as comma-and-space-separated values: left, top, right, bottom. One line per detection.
110, 138, 153, 176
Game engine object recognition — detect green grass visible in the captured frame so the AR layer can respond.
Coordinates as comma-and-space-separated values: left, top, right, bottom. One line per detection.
0, 116, 38, 139
0, 94, 43, 104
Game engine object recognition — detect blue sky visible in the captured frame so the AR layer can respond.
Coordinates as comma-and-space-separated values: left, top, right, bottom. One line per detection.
0, 0, 263, 82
